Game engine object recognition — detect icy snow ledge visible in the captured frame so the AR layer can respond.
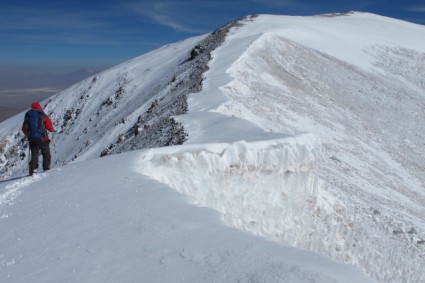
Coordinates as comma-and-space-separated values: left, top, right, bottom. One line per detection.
137, 133, 425, 283
138, 134, 339, 246
140, 134, 418, 280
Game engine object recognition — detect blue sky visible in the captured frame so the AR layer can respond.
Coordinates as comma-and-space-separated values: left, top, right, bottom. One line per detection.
1, 0, 424, 74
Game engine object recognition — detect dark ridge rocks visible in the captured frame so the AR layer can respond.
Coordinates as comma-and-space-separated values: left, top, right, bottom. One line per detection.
101, 16, 254, 157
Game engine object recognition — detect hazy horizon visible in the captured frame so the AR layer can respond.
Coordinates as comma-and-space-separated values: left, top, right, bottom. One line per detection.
0, 90, 58, 122
0, 64, 109, 122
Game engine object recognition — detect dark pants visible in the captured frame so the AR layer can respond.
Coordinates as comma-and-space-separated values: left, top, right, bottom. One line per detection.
29, 140, 51, 175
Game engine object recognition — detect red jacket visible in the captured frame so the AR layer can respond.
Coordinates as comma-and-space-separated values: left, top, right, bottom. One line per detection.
22, 102, 55, 142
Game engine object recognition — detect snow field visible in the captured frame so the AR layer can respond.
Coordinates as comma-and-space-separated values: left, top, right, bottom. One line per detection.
0, 151, 377, 283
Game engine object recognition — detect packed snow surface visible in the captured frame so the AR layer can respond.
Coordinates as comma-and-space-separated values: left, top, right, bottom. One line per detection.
0, 151, 375, 282
1, 12, 425, 283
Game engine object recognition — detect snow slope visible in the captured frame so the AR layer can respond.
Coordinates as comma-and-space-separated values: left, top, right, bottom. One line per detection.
0, 149, 375, 283
1, 12, 424, 283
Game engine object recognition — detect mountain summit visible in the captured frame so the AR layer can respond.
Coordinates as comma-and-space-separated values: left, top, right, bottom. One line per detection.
1, 13, 424, 282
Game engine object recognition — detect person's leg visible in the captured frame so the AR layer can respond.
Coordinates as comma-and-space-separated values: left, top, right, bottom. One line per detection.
29, 142, 40, 175
40, 141, 51, 171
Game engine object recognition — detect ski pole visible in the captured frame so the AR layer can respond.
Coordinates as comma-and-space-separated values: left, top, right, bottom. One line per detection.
28, 142, 31, 165
51, 131, 57, 155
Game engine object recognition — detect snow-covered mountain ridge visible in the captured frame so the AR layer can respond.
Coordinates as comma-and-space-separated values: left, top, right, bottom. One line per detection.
1, 12, 425, 282
0, 15, 239, 173
210, 13, 425, 282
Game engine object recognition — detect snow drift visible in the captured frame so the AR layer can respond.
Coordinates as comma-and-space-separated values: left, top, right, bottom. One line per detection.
139, 135, 323, 242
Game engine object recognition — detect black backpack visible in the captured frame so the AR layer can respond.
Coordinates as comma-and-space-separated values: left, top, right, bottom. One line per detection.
25, 110, 47, 141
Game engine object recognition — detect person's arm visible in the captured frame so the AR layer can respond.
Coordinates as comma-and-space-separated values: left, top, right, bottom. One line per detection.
44, 115, 55, 132
22, 122, 28, 136
22, 113, 29, 136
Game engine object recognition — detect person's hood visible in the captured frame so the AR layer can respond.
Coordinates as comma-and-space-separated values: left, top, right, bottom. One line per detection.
31, 102, 43, 111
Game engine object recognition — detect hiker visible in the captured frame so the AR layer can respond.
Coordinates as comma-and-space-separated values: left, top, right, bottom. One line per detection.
22, 102, 55, 176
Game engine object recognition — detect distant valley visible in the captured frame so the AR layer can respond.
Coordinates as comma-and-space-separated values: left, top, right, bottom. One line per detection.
0, 68, 101, 122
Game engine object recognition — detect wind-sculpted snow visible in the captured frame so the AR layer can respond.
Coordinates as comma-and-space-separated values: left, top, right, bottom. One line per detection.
139, 133, 424, 283
138, 133, 423, 282
138, 135, 360, 268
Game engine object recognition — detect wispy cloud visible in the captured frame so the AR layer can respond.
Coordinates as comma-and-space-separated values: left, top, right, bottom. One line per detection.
405, 6, 425, 13
128, 1, 224, 33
